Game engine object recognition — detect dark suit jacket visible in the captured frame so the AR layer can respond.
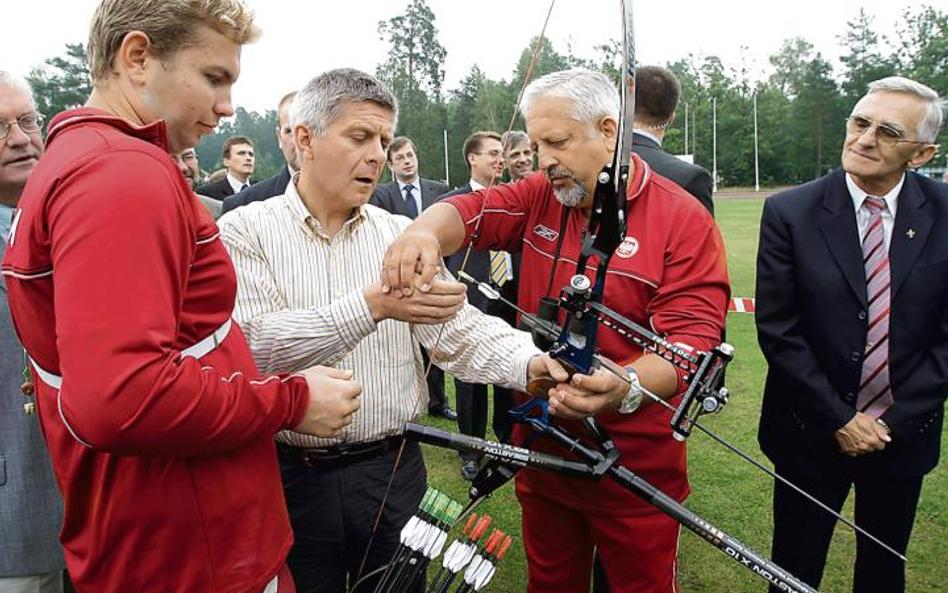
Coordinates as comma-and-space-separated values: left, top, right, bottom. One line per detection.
633, 132, 714, 216
222, 167, 292, 214
755, 168, 948, 479
196, 176, 241, 201
0, 241, 65, 575
370, 178, 450, 218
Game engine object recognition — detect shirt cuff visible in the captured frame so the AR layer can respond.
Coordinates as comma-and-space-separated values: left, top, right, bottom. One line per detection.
510, 345, 542, 392
328, 290, 377, 352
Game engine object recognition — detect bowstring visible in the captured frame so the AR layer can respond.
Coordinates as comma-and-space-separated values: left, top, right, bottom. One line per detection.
355, 3, 559, 589
424, 0, 558, 378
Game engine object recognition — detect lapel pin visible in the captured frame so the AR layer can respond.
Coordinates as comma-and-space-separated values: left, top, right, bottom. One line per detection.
906, 229, 916, 239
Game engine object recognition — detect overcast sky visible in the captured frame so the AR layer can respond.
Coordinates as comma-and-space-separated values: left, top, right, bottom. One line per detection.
3, 0, 921, 113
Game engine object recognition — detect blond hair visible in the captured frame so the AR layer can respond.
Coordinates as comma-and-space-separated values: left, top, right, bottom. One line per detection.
88, 0, 261, 82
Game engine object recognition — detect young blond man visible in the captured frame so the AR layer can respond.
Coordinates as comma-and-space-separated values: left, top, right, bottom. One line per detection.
1, 2, 360, 592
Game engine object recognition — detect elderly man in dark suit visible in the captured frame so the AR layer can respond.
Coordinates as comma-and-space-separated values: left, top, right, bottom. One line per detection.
369, 137, 455, 421
756, 76, 947, 593
632, 65, 713, 215
0, 71, 65, 593
222, 92, 297, 214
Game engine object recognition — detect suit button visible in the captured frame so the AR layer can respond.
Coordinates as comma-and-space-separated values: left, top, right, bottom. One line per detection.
845, 391, 855, 401
857, 311, 867, 321
851, 351, 862, 362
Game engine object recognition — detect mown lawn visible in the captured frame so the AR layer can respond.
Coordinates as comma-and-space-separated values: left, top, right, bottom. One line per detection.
418, 197, 948, 592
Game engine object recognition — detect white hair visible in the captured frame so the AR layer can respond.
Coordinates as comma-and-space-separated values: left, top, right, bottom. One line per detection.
865, 76, 944, 143
520, 68, 619, 126
291, 68, 398, 134
0, 71, 37, 109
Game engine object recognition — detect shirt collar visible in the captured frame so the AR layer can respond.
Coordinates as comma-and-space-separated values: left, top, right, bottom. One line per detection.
46, 107, 169, 152
283, 172, 366, 239
626, 152, 651, 202
846, 172, 903, 217
227, 172, 248, 194
399, 178, 420, 193
633, 128, 663, 147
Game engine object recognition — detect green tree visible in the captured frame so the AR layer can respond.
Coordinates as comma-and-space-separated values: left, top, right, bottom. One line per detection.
838, 8, 899, 109
377, 0, 447, 100
767, 40, 845, 182
795, 54, 846, 180
377, 0, 449, 184
769, 38, 815, 98
896, 5, 948, 149
26, 43, 92, 121
897, 5, 948, 93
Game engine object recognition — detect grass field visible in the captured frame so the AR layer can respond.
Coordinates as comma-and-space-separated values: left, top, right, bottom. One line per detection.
417, 197, 948, 593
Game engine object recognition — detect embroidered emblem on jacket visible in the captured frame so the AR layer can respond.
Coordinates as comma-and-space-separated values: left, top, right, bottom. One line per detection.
533, 224, 559, 241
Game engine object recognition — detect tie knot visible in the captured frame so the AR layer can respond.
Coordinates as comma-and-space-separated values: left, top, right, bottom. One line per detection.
864, 196, 886, 212
403, 185, 414, 195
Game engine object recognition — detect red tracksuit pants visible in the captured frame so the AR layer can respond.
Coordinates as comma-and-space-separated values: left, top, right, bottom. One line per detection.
519, 490, 681, 593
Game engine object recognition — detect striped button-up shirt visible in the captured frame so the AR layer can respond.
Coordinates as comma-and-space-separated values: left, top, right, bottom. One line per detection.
219, 178, 539, 447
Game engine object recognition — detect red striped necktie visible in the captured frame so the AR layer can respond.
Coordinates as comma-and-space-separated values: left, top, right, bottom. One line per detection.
857, 196, 894, 418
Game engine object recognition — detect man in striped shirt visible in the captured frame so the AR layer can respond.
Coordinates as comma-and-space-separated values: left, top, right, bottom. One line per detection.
219, 68, 553, 593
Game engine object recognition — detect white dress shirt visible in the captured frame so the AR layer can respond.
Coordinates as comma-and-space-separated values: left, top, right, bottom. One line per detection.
219, 177, 539, 447
847, 172, 903, 251
227, 172, 250, 195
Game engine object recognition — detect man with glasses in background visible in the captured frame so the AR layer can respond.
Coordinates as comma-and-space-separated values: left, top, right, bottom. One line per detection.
442, 131, 510, 480
756, 76, 948, 593
0, 70, 65, 593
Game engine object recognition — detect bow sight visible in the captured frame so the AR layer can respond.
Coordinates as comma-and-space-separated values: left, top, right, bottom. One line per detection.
521, 270, 734, 441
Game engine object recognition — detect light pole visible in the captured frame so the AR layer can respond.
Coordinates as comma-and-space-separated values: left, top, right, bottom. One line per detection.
712, 97, 717, 194
684, 103, 689, 155
753, 93, 760, 192
443, 129, 450, 185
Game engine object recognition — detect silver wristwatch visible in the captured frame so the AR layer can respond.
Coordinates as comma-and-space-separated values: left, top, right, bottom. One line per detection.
618, 368, 644, 414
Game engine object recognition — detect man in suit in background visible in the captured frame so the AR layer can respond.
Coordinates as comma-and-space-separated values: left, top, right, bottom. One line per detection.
371, 137, 449, 219
223, 92, 297, 214
197, 135, 255, 200
485, 130, 536, 445
756, 76, 946, 593
632, 65, 714, 216
370, 137, 455, 421
0, 70, 65, 593
443, 131, 507, 480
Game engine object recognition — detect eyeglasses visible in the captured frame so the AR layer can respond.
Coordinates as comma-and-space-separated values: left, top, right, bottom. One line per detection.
0, 113, 44, 140
845, 115, 928, 147
474, 150, 503, 159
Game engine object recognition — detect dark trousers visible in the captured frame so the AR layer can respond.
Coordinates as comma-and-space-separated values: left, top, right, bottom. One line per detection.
770, 465, 923, 593
422, 348, 448, 414
280, 441, 427, 593
455, 380, 515, 460
455, 379, 489, 462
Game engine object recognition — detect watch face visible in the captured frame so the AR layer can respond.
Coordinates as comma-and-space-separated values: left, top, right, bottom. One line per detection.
619, 390, 643, 414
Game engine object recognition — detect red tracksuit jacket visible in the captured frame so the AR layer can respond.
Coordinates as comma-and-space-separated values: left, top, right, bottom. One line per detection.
447, 154, 730, 513
2, 108, 310, 593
